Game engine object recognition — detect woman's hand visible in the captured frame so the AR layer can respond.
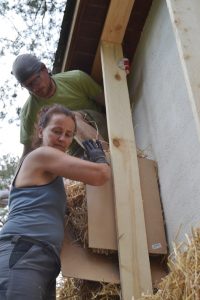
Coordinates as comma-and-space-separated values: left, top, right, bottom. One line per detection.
82, 140, 109, 164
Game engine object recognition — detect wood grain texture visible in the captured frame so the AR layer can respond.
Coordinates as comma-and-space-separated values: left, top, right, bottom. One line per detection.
101, 41, 152, 299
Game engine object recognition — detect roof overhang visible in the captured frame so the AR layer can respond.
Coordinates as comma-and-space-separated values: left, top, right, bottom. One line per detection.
53, 0, 153, 82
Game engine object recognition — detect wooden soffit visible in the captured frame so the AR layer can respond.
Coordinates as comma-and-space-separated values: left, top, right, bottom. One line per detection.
58, 0, 153, 77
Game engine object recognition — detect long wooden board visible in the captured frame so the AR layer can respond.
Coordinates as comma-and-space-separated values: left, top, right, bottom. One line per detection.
61, 0, 80, 72
101, 41, 152, 299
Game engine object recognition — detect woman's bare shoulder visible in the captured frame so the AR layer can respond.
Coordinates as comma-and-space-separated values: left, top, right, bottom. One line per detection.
15, 147, 64, 187
21, 146, 66, 172
27, 146, 63, 160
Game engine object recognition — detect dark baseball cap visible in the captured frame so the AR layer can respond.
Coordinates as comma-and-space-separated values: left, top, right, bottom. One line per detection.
11, 54, 42, 83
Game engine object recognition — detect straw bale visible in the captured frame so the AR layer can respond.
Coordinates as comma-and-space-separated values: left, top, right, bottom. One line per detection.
64, 180, 88, 247
139, 228, 200, 300
57, 277, 121, 300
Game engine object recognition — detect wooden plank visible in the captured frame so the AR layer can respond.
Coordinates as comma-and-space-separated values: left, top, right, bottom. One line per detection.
92, 0, 135, 83
166, 0, 200, 142
61, 0, 80, 72
91, 45, 102, 84
101, 41, 152, 299
101, 0, 135, 43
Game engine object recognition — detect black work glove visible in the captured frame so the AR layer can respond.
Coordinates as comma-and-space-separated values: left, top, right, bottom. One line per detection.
82, 139, 109, 164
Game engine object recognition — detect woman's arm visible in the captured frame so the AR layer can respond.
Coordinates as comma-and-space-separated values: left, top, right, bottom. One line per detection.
20, 146, 111, 187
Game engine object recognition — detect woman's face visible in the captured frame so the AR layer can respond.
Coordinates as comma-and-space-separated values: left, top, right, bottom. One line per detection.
39, 113, 76, 152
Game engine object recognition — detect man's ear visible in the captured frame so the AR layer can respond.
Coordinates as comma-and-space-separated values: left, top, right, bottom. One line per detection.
41, 63, 48, 73
38, 127, 43, 138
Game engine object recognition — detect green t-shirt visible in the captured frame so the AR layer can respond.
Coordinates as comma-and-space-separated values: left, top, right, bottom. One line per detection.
20, 70, 103, 145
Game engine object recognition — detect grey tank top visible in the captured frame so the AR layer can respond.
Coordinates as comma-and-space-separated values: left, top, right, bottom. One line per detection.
0, 168, 67, 256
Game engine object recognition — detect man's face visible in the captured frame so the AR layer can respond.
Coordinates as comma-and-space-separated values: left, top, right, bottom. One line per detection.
22, 67, 54, 98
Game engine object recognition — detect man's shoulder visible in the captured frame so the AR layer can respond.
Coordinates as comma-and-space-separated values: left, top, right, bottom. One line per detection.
52, 70, 82, 80
21, 94, 38, 117
52, 70, 91, 84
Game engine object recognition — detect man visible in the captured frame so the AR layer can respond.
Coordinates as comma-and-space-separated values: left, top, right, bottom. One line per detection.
12, 54, 108, 157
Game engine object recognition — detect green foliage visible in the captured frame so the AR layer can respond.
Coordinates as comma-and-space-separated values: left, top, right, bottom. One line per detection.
0, 153, 19, 189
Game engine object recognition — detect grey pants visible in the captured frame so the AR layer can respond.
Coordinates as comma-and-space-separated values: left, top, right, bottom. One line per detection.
0, 237, 60, 300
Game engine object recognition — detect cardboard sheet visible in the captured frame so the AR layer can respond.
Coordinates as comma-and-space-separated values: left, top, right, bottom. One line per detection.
86, 157, 167, 254
150, 256, 168, 289
60, 228, 120, 283
86, 179, 117, 250
139, 158, 167, 254
60, 230, 167, 285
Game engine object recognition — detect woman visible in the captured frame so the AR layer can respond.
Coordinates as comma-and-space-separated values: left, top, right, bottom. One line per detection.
0, 104, 110, 300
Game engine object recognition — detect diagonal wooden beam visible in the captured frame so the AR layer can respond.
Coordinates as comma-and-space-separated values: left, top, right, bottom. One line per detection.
101, 0, 135, 43
92, 0, 135, 82
101, 41, 152, 299
61, 0, 81, 72
166, 0, 200, 142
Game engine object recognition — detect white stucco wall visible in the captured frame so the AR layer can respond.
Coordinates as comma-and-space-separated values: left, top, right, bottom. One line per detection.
128, 0, 200, 249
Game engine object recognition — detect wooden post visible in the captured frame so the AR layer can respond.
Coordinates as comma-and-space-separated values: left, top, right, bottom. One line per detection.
101, 41, 152, 299
166, 0, 200, 142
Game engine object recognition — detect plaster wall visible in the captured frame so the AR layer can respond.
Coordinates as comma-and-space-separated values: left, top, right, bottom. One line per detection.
128, 0, 200, 249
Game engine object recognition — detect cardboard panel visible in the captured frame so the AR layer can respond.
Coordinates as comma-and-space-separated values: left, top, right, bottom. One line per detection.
60, 230, 167, 285
86, 178, 117, 250
86, 157, 167, 254
60, 228, 120, 283
150, 256, 168, 289
139, 158, 168, 254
